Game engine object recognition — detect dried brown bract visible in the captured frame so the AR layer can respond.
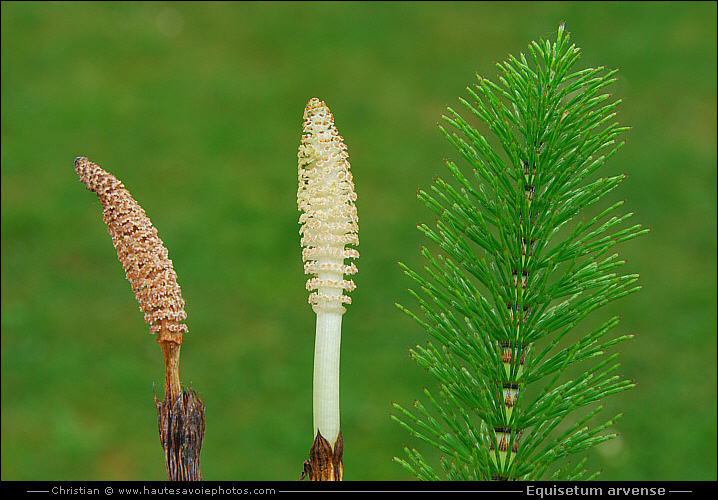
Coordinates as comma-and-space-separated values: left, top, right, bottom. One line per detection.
155, 387, 205, 481
304, 431, 343, 481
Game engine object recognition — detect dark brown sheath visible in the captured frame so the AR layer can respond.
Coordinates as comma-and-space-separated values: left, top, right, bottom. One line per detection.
156, 387, 205, 481
302, 431, 343, 481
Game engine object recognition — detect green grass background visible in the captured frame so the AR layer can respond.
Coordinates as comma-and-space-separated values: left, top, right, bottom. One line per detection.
2, 1, 715, 481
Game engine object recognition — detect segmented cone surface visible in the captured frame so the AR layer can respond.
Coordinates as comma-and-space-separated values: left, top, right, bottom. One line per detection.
75, 157, 188, 345
297, 99, 359, 314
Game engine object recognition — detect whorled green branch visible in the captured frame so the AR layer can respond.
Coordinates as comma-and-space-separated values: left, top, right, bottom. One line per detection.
393, 23, 648, 481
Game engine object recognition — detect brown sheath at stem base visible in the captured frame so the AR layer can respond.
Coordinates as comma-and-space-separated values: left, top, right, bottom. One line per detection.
156, 336, 204, 481
155, 386, 205, 481
301, 430, 343, 481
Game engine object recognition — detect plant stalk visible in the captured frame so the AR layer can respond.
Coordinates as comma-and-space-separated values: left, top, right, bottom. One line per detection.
296, 98, 358, 480
75, 157, 204, 481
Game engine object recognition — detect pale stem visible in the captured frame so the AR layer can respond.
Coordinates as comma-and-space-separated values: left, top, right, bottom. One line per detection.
312, 309, 343, 449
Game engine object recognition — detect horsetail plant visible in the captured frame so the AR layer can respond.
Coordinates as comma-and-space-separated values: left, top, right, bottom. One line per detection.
392, 24, 648, 481
75, 157, 204, 481
297, 98, 359, 480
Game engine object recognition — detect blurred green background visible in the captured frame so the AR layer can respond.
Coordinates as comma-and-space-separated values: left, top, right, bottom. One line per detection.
2, 1, 715, 481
